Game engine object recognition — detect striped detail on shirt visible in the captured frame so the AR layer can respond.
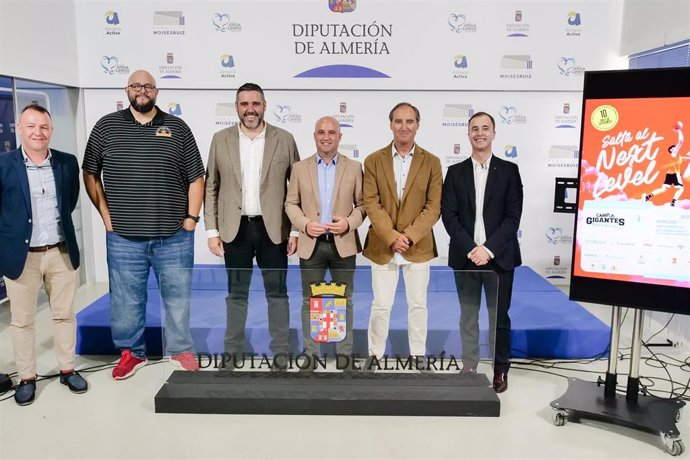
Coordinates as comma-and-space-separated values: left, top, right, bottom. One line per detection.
82, 107, 205, 237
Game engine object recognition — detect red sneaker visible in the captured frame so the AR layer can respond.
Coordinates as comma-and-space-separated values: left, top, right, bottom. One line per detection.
171, 352, 200, 371
112, 350, 148, 380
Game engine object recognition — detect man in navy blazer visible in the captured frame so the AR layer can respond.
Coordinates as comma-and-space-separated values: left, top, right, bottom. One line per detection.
441, 111, 523, 393
0, 104, 86, 405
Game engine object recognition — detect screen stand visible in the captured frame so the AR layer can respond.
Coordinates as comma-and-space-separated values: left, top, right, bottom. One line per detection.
550, 306, 686, 456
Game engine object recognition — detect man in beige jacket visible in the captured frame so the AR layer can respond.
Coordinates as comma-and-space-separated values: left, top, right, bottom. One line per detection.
362, 102, 442, 371
285, 116, 365, 370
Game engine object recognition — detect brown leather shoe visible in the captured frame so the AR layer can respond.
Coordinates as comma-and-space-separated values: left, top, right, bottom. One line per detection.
493, 372, 508, 393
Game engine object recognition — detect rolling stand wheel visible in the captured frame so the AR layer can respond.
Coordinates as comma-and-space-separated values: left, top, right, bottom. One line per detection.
663, 434, 685, 456
676, 408, 683, 423
552, 409, 567, 427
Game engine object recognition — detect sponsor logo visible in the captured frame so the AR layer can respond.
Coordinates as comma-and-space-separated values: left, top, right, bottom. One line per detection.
328, 0, 356, 13
273, 104, 302, 124
500, 55, 533, 79
212, 12, 242, 32
555, 103, 578, 128
116, 101, 124, 111
159, 52, 183, 79
153, 11, 185, 36
547, 145, 579, 168
452, 54, 470, 79
504, 145, 518, 159
442, 104, 474, 127
506, 10, 530, 37
447, 13, 477, 33
499, 106, 527, 125
545, 264, 568, 279
545, 227, 573, 245
566, 11, 582, 36
214, 103, 239, 127
445, 144, 468, 167
100, 56, 129, 75
167, 103, 182, 116
309, 282, 348, 343
219, 54, 237, 79
585, 212, 626, 226
332, 102, 355, 128
105, 10, 121, 35
558, 57, 585, 77
339, 144, 359, 158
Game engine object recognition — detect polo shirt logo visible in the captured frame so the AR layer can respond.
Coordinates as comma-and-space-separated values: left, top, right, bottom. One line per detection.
156, 126, 172, 137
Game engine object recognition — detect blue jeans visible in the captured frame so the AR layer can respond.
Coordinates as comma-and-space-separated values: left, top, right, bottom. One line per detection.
106, 228, 195, 358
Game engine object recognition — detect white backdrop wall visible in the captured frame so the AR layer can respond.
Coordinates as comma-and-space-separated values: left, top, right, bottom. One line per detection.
72, 0, 627, 283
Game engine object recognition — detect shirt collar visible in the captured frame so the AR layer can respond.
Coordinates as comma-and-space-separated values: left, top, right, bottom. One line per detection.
317, 153, 338, 165
238, 123, 267, 141
393, 144, 415, 158
471, 154, 491, 170
21, 146, 52, 166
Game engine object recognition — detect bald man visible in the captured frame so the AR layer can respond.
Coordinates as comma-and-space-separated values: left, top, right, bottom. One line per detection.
285, 117, 365, 370
83, 69, 205, 379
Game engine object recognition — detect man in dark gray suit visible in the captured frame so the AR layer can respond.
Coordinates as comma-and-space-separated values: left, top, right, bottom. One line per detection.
204, 83, 300, 370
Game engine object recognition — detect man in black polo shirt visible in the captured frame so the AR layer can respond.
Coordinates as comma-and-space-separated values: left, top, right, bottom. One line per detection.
83, 69, 205, 379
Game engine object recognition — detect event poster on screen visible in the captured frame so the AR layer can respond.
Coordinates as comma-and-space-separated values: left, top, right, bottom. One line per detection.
574, 97, 690, 288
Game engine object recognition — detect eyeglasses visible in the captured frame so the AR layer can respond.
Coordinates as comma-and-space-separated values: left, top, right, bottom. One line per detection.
127, 83, 157, 93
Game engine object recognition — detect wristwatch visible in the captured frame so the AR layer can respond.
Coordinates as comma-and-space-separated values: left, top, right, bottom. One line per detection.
185, 214, 200, 223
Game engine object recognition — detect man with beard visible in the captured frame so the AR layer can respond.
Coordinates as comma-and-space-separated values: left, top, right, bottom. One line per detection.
83, 70, 205, 379
205, 83, 299, 371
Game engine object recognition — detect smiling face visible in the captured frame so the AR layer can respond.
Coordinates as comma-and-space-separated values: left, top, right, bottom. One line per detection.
18, 108, 53, 156
390, 105, 419, 150
468, 114, 495, 155
314, 116, 342, 158
235, 90, 266, 132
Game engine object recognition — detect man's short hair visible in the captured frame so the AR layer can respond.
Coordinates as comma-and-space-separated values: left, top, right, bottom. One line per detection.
236, 83, 265, 101
389, 102, 420, 123
20, 104, 51, 118
468, 111, 495, 130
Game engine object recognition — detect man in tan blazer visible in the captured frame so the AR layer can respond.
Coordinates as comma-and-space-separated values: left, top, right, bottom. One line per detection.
204, 83, 300, 370
285, 116, 365, 370
362, 102, 442, 371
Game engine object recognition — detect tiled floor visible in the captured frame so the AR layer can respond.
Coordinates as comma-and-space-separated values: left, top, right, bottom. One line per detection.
1, 283, 688, 459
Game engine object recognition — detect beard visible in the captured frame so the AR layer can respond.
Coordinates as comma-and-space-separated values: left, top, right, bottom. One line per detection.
239, 111, 264, 130
129, 94, 156, 113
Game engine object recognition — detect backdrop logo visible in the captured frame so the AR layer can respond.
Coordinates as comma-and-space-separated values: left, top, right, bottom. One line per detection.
292, 21, 392, 78
273, 105, 302, 124
100, 56, 129, 75
442, 104, 473, 127
167, 103, 182, 116
339, 144, 359, 159
558, 57, 585, 77
500, 55, 533, 79
548, 145, 579, 168
219, 54, 237, 79
499, 106, 527, 125
105, 10, 121, 35
328, 0, 356, 13
212, 12, 241, 32
567, 11, 582, 26
445, 144, 468, 167
116, 101, 124, 110
504, 145, 518, 158
333, 102, 355, 128
153, 11, 185, 36
447, 14, 477, 33
555, 103, 578, 128
452, 55, 469, 79
506, 11, 530, 37
159, 52, 183, 79
215, 103, 238, 127
545, 227, 574, 245
105, 10, 120, 25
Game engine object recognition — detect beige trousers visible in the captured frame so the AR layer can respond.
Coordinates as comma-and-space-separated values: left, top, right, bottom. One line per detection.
367, 261, 430, 358
4, 247, 78, 379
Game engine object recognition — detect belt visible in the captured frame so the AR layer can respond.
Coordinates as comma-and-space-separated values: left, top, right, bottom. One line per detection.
28, 242, 64, 253
241, 215, 263, 223
317, 233, 334, 242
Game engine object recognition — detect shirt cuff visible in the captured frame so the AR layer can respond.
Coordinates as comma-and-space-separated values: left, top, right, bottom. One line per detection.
206, 229, 220, 239
289, 230, 299, 238
485, 247, 495, 259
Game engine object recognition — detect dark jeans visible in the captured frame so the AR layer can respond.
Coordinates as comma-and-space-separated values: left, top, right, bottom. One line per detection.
299, 240, 355, 357
453, 261, 514, 373
223, 218, 289, 356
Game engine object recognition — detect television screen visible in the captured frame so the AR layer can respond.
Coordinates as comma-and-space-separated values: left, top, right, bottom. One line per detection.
570, 67, 690, 314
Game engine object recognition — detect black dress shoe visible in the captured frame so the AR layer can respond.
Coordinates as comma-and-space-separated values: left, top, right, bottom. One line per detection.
493, 372, 508, 393
60, 371, 88, 394
14, 379, 36, 406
